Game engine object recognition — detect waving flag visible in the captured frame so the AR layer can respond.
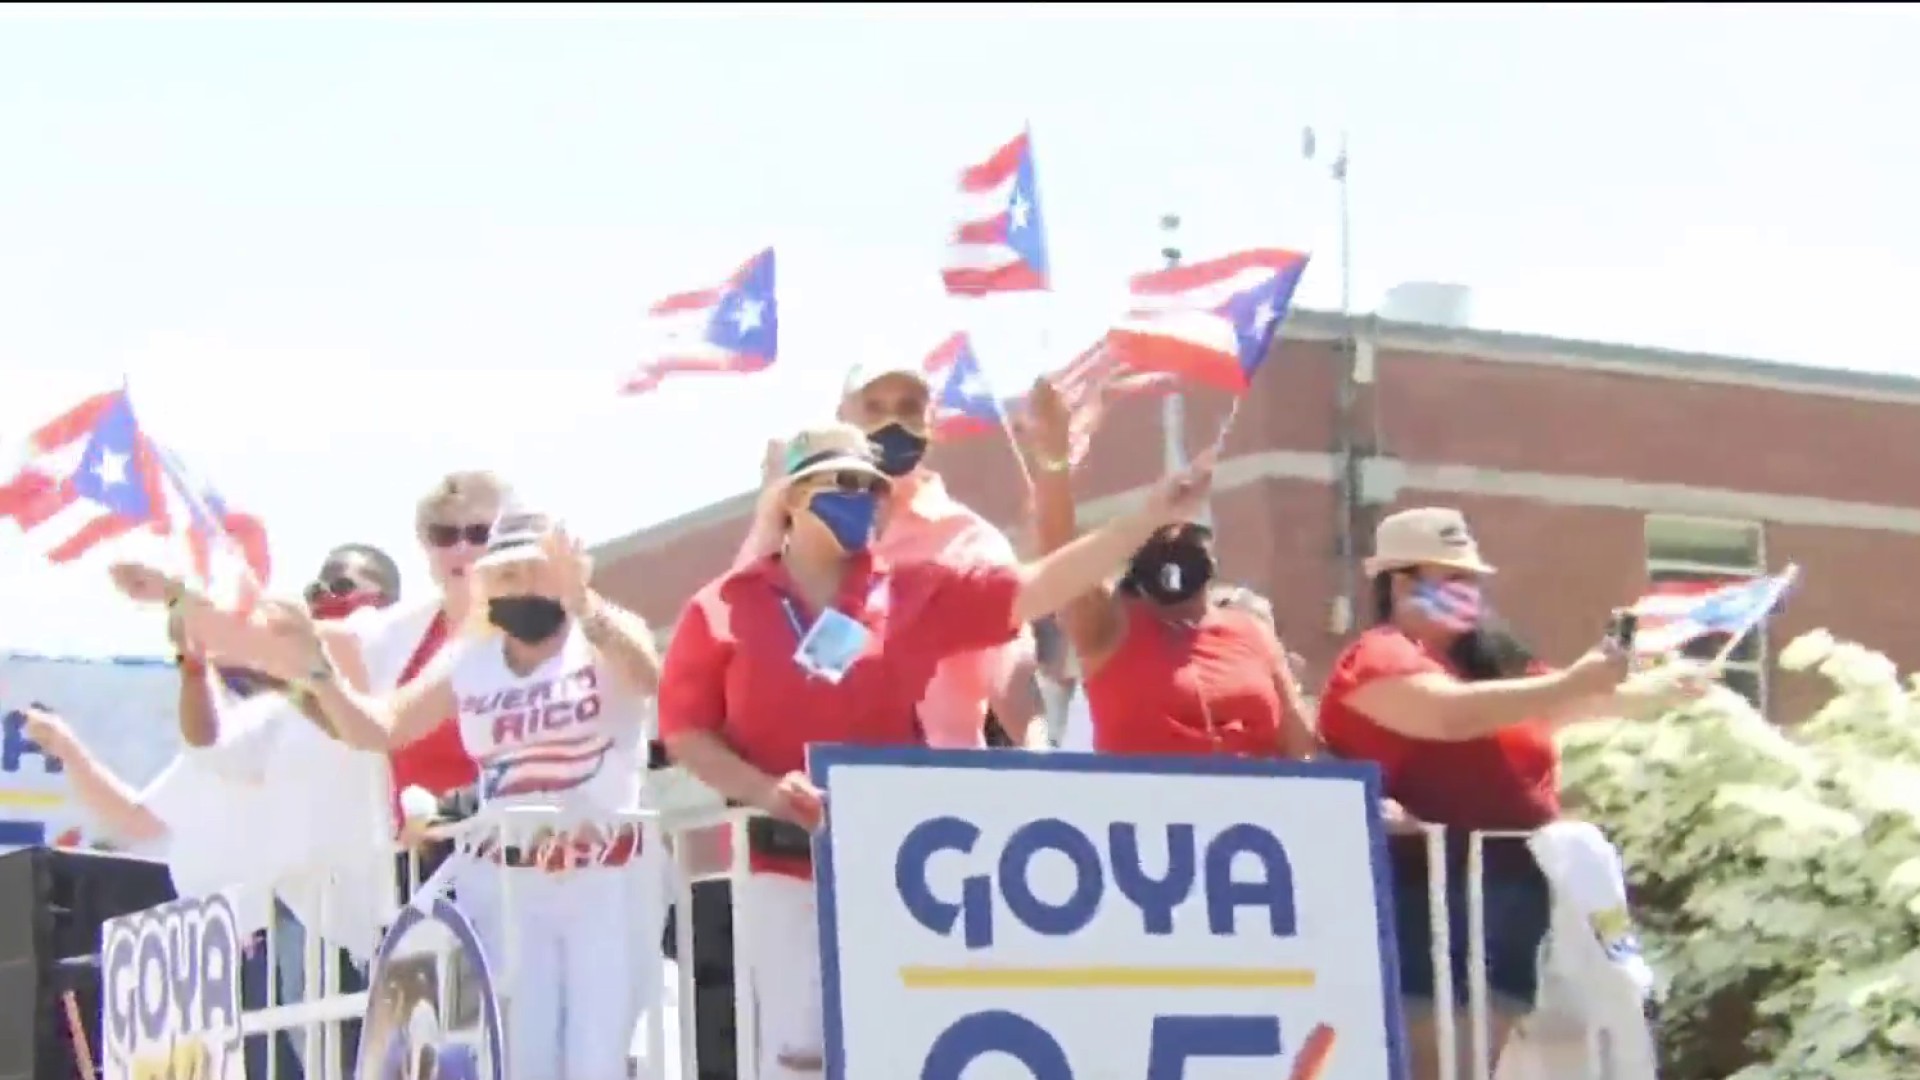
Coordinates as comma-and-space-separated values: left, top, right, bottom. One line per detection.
1630, 567, 1798, 657
622, 247, 778, 396
925, 334, 1006, 440
1029, 340, 1177, 467
0, 388, 271, 610
1108, 248, 1310, 392
942, 129, 1051, 297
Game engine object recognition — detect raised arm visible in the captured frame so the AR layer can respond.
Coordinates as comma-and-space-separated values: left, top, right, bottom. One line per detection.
1019, 378, 1127, 669
111, 562, 345, 682
23, 709, 167, 846
1010, 451, 1211, 630
257, 601, 456, 751
579, 596, 663, 696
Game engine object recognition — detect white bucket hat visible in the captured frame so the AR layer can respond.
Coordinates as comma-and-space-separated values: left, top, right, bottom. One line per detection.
1362, 507, 1497, 577
472, 502, 551, 571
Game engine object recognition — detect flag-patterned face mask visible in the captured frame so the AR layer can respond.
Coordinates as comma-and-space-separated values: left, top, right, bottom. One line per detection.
1408, 578, 1485, 633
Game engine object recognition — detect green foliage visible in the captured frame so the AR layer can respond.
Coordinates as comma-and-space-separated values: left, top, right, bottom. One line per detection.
1559, 632, 1920, 1080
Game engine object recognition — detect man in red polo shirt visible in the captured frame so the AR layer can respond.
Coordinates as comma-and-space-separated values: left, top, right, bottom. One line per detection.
110, 470, 508, 872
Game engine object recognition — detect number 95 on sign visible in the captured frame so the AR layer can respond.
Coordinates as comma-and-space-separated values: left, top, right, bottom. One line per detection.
921, 1012, 1338, 1079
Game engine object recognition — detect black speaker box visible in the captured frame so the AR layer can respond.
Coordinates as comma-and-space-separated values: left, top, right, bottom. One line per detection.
0, 847, 174, 1080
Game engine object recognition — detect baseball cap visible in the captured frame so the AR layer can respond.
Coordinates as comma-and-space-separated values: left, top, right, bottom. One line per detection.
1362, 507, 1497, 577
841, 360, 932, 399
781, 422, 890, 486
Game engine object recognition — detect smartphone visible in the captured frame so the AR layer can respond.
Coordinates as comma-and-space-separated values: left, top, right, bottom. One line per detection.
1608, 609, 1639, 651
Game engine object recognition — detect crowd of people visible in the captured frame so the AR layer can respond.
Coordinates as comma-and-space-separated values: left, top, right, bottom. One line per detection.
18, 357, 1711, 1080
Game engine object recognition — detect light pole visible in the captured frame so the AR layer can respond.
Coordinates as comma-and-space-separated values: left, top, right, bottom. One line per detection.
1157, 212, 1185, 476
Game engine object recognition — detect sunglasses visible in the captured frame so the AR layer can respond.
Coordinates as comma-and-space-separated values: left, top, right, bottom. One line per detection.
305, 576, 375, 603
424, 523, 491, 549
809, 471, 888, 496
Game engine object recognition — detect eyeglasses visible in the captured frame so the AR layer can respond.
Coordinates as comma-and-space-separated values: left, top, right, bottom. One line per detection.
424, 523, 491, 549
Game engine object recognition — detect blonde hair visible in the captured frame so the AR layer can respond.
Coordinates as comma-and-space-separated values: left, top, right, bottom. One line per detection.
415, 470, 508, 532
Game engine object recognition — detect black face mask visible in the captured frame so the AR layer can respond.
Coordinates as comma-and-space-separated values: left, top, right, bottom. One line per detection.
1127, 536, 1215, 605
867, 423, 929, 478
488, 595, 568, 644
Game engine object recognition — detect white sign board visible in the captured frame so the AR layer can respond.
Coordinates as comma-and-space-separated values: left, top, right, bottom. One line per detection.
810, 748, 1407, 1080
100, 891, 247, 1080
0, 652, 182, 849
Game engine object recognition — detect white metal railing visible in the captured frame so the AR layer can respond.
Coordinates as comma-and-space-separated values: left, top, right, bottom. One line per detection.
142, 802, 1642, 1080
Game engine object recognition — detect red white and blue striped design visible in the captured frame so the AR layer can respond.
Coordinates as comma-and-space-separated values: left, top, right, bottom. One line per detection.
942, 129, 1051, 297
1630, 568, 1798, 657
622, 247, 779, 396
1108, 248, 1310, 392
0, 389, 270, 611
478, 729, 614, 801
1412, 580, 1484, 632
1032, 339, 1177, 467
923, 333, 1006, 440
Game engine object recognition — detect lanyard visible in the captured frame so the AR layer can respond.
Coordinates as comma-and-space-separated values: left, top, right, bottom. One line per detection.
776, 593, 811, 643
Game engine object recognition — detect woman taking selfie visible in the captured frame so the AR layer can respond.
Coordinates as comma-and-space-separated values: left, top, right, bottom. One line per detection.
655, 420, 1214, 1080
1019, 377, 1315, 760
266, 505, 666, 1080
1318, 506, 1705, 1080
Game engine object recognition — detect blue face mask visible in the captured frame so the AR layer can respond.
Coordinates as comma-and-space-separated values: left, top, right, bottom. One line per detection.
807, 490, 878, 553
867, 423, 929, 478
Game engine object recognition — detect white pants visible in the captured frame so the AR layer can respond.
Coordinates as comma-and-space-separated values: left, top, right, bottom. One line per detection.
736, 873, 825, 1080
459, 850, 668, 1080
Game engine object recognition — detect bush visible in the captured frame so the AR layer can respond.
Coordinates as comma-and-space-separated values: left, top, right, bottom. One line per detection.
1559, 631, 1920, 1080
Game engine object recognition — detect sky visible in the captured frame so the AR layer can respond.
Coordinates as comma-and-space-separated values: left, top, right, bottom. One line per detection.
3, 4, 1918, 658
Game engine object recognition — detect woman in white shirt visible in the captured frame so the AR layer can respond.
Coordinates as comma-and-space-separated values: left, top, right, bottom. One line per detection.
272, 506, 666, 1080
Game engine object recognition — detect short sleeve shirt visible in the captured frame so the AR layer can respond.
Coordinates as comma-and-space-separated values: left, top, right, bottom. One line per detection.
1317, 626, 1559, 831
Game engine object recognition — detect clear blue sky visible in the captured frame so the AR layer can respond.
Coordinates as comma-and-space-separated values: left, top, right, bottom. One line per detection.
4, 7, 1917, 657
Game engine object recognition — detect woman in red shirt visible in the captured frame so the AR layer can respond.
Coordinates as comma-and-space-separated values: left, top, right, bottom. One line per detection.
1019, 378, 1315, 759
656, 421, 1213, 1080
1318, 507, 1701, 1080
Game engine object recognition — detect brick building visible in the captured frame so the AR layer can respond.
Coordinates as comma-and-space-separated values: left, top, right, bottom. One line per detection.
591, 310, 1920, 722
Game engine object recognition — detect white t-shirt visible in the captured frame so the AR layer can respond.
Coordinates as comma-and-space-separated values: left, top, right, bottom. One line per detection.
448, 624, 647, 826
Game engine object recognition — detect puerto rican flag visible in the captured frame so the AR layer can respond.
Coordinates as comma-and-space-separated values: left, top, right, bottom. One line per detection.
480, 730, 614, 800
942, 129, 1051, 297
1630, 567, 1798, 657
922, 333, 1006, 440
1108, 248, 1311, 392
1027, 339, 1177, 467
622, 247, 778, 396
0, 388, 271, 610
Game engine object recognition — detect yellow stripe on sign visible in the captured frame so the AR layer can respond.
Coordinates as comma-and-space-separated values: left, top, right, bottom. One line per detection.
898, 965, 1317, 991
0, 790, 64, 810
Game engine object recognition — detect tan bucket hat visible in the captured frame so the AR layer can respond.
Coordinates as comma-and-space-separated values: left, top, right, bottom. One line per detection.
1362, 507, 1496, 577
782, 422, 890, 486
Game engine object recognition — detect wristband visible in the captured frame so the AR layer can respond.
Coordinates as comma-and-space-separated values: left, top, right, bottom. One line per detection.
1034, 454, 1070, 475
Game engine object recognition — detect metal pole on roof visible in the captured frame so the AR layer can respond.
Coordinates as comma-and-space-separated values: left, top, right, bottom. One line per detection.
1157, 212, 1185, 477
1306, 125, 1363, 635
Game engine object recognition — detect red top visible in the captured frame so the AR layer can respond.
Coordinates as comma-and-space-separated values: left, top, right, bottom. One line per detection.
657, 552, 1022, 876
1317, 626, 1559, 831
386, 614, 479, 821
1084, 603, 1287, 758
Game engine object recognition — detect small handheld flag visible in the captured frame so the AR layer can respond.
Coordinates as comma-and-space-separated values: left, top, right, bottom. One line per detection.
622, 248, 778, 396
942, 128, 1051, 297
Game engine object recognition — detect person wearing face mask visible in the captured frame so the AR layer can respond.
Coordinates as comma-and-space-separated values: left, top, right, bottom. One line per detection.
269, 503, 667, 1080
1317, 507, 1708, 1080
72, 542, 404, 1079
656, 421, 1215, 1080
729, 360, 1045, 750
1020, 378, 1317, 759
112, 471, 509, 884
